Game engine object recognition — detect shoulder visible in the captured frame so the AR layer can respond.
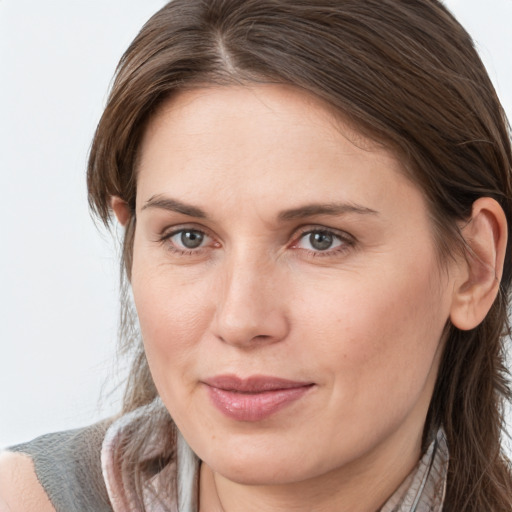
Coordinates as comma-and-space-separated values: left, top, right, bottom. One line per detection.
0, 451, 55, 511
0, 421, 114, 512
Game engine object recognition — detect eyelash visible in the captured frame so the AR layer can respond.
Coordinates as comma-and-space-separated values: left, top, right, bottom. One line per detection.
290, 227, 355, 258
159, 227, 217, 256
158, 226, 355, 258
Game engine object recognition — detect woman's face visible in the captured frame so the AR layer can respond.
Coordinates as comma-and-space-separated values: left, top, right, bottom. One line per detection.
131, 85, 458, 486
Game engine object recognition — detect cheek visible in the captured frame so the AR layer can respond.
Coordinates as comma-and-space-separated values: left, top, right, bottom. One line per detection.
131, 257, 214, 387
292, 260, 449, 457
305, 258, 449, 394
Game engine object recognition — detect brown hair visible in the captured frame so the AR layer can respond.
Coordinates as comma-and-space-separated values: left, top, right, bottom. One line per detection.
87, 0, 512, 509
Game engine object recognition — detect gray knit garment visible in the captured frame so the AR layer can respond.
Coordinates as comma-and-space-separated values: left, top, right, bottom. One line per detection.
9, 420, 113, 511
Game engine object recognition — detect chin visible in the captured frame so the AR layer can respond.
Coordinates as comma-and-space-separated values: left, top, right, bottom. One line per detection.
198, 434, 327, 486
212, 459, 310, 486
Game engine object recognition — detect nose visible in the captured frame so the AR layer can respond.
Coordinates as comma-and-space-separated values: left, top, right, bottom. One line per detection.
211, 251, 290, 348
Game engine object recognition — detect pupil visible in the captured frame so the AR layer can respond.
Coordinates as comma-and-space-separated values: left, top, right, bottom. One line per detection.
180, 231, 204, 249
310, 232, 333, 251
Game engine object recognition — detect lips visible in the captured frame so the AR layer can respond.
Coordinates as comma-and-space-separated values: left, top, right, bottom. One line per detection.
203, 375, 314, 422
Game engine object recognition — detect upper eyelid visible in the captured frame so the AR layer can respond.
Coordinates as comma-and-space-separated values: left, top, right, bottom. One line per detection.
292, 225, 354, 240
161, 224, 211, 238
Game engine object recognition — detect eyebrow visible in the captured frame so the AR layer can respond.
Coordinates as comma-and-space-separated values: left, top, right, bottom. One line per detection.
278, 202, 379, 220
141, 195, 208, 218
141, 195, 378, 220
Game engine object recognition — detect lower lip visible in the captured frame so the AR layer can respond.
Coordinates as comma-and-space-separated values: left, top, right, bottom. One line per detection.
206, 385, 313, 422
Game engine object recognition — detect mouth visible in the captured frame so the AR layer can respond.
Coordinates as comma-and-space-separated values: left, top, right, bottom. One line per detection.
202, 375, 315, 422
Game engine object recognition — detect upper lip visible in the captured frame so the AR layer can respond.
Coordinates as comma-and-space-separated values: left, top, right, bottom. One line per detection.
202, 375, 314, 393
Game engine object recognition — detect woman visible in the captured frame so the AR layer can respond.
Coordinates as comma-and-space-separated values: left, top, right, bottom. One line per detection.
1, 0, 511, 510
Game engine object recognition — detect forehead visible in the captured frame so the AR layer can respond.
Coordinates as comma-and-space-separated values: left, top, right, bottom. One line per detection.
135, 84, 420, 220
141, 84, 386, 159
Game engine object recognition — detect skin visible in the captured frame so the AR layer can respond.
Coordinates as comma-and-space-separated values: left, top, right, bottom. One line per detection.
0, 84, 505, 511
0, 452, 54, 511
128, 84, 464, 512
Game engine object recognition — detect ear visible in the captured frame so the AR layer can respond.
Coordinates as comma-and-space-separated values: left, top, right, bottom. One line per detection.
450, 197, 508, 331
111, 196, 131, 227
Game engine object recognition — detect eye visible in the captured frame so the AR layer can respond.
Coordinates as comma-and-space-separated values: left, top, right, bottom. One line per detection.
174, 230, 205, 249
293, 229, 350, 253
164, 228, 213, 252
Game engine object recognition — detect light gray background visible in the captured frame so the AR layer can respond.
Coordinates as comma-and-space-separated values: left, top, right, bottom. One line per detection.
1, 0, 511, 448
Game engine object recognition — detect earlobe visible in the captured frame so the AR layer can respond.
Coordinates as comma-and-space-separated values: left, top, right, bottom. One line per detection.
111, 196, 131, 227
450, 197, 508, 331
